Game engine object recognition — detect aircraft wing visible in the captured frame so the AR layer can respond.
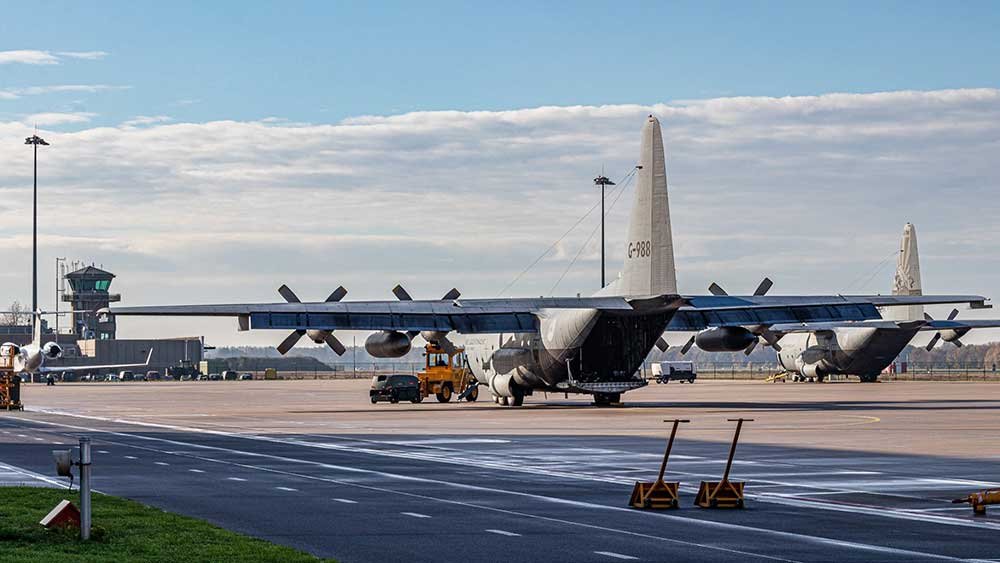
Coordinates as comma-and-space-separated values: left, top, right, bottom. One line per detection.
37, 349, 154, 374
743, 318, 1000, 335
102, 294, 990, 335
665, 294, 990, 331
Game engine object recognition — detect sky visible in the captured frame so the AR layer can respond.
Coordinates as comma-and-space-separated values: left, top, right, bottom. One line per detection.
1, 1, 999, 346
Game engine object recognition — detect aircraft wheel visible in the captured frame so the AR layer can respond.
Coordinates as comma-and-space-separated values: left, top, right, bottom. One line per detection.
499, 396, 510, 406
466, 386, 479, 402
370, 396, 378, 404
509, 391, 524, 407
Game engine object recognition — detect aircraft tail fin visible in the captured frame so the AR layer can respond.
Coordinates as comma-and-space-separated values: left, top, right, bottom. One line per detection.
618, 115, 678, 297
888, 222, 923, 321
31, 311, 41, 349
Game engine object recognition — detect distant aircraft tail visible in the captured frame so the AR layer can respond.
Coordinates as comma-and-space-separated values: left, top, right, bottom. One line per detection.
31, 311, 41, 349
887, 222, 923, 321
617, 115, 678, 297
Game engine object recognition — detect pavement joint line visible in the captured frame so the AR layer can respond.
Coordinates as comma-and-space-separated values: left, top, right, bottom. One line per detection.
595, 551, 639, 560
401, 512, 431, 518
8, 416, 985, 562
485, 529, 520, 537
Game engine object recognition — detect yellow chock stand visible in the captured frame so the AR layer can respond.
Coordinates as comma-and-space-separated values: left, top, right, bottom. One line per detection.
629, 419, 689, 509
695, 418, 752, 509
952, 489, 1000, 516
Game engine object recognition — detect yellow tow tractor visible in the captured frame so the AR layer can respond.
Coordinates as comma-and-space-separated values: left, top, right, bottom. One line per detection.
418, 343, 479, 403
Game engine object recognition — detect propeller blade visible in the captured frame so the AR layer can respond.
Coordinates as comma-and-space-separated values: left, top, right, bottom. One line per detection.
277, 330, 305, 355
753, 277, 773, 296
278, 285, 301, 303
925, 332, 941, 351
325, 286, 348, 302
323, 333, 347, 356
708, 283, 728, 296
406, 330, 420, 339
655, 336, 669, 352
392, 284, 413, 301
923, 312, 934, 321
743, 338, 758, 356
759, 328, 783, 352
952, 339, 964, 348
947, 308, 959, 321
680, 335, 696, 355
441, 288, 461, 301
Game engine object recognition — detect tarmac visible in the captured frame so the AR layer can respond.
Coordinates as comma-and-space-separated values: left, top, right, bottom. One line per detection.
1, 379, 998, 562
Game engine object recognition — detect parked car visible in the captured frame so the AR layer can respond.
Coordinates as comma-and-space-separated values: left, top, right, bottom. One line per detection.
222, 370, 238, 381
179, 374, 193, 381
146, 371, 161, 381
208, 373, 222, 381
105, 373, 120, 382
133, 373, 147, 382
651, 361, 697, 384
119, 370, 135, 382
370, 374, 422, 404
238, 373, 253, 381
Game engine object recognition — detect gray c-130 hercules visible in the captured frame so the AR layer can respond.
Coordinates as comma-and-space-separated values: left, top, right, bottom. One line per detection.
102, 116, 993, 405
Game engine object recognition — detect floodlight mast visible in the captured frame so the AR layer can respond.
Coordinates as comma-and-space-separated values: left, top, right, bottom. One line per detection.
593, 174, 616, 288
25, 134, 49, 314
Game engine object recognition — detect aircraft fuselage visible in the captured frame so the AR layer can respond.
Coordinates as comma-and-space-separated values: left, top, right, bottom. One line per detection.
776, 327, 918, 380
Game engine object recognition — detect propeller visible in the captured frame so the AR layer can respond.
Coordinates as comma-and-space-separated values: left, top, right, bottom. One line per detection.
924, 309, 966, 351
679, 277, 779, 356
392, 284, 462, 353
274, 284, 348, 356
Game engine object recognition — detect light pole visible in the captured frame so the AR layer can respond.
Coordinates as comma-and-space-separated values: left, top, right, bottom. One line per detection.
25, 134, 49, 314
593, 174, 615, 288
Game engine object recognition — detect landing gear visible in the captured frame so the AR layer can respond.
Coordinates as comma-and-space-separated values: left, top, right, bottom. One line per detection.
593, 392, 620, 407
465, 386, 479, 402
509, 388, 524, 407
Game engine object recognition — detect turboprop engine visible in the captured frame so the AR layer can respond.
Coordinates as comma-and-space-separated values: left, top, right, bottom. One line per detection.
365, 331, 412, 358
694, 326, 757, 352
10, 341, 61, 373
41, 342, 62, 359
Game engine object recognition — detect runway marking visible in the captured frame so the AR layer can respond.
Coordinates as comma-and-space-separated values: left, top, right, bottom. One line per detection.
154, 461, 169, 466
19, 412, 1000, 561
333, 498, 357, 504
188, 469, 205, 473
276, 486, 298, 492
97, 450, 109, 454
33, 437, 45, 441
227, 477, 247, 482
16, 434, 27, 438
0, 462, 64, 487
401, 512, 431, 519
124, 455, 138, 460
595, 552, 638, 560
485, 529, 520, 537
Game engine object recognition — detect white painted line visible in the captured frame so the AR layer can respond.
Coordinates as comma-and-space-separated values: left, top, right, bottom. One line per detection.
485, 529, 520, 537
124, 455, 138, 460
276, 486, 298, 492
595, 551, 638, 560
33, 437, 45, 441
97, 450, 109, 454
154, 461, 169, 466
333, 498, 357, 504
16, 434, 27, 438
188, 469, 205, 473
227, 477, 247, 482
401, 512, 431, 519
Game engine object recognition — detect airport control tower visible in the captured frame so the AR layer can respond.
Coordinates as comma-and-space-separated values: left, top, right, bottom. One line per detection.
62, 265, 120, 339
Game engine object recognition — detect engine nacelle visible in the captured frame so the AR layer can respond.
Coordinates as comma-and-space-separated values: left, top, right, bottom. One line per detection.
488, 373, 514, 398
940, 328, 970, 343
42, 342, 62, 359
364, 331, 411, 358
695, 326, 756, 352
490, 348, 532, 375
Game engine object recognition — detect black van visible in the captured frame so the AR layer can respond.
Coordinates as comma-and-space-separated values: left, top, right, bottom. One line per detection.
370, 374, 422, 404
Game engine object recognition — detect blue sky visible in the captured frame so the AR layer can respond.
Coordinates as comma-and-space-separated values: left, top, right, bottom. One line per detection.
2, 1, 999, 126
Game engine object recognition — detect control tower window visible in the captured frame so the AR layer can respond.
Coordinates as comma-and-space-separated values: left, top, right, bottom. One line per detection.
95, 280, 110, 291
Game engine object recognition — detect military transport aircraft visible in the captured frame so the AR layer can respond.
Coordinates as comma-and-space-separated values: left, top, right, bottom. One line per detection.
712, 223, 1000, 383
101, 116, 991, 405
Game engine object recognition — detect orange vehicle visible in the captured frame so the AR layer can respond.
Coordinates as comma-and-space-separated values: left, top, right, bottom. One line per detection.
418, 344, 478, 403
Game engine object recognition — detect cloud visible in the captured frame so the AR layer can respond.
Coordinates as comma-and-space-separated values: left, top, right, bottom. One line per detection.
0, 50, 60, 65
0, 84, 129, 100
0, 88, 998, 345
23, 112, 97, 126
55, 51, 108, 60
120, 115, 173, 128
0, 50, 108, 65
